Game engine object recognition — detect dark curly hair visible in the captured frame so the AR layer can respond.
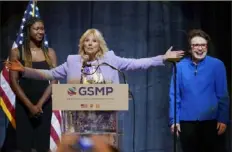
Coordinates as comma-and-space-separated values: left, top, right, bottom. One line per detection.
187, 29, 211, 46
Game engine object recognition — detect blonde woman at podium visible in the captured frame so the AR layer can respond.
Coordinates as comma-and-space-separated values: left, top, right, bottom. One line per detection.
5, 28, 184, 147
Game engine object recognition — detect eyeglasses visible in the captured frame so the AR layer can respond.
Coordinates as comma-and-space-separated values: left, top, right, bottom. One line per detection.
191, 44, 207, 49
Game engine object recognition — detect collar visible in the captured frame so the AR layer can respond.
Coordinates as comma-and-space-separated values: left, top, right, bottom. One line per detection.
186, 56, 208, 66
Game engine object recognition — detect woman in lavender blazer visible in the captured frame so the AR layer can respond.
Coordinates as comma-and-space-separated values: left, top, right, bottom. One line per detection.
8, 29, 184, 83
6, 28, 184, 146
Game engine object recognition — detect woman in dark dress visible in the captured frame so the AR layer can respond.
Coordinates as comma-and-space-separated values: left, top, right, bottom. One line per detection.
3, 17, 57, 152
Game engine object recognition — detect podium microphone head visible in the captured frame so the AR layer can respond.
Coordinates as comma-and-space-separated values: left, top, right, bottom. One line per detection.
83, 55, 89, 62
82, 55, 91, 67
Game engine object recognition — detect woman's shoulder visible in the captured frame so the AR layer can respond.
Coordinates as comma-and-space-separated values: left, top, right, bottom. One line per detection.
66, 54, 82, 63
48, 48, 55, 54
103, 50, 117, 58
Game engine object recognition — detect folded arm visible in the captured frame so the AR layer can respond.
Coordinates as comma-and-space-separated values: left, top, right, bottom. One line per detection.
215, 61, 230, 124
110, 51, 165, 71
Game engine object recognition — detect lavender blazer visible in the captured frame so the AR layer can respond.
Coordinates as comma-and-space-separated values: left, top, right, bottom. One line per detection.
23, 50, 165, 84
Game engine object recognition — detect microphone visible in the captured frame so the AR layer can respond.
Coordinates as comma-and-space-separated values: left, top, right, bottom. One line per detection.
81, 55, 91, 72
82, 55, 91, 67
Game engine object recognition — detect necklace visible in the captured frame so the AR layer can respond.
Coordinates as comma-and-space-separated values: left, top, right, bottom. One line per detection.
30, 48, 41, 55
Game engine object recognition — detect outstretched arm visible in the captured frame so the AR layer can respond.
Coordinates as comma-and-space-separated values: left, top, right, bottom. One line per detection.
115, 54, 165, 71
22, 61, 68, 81
111, 47, 184, 71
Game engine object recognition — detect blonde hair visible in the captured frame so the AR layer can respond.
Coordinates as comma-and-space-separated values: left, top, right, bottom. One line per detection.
78, 29, 109, 59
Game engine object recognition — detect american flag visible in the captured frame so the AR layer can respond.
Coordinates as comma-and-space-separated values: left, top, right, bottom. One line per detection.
0, 0, 62, 151
12, 0, 49, 48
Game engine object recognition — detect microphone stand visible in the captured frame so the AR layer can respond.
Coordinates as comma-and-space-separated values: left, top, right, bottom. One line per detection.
172, 61, 177, 152
99, 62, 135, 152
100, 62, 127, 84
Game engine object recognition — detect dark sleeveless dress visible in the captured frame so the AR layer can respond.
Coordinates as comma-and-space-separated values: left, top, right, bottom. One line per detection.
15, 60, 52, 152
2, 48, 52, 152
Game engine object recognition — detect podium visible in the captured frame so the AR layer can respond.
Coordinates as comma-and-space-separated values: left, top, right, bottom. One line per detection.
52, 84, 129, 147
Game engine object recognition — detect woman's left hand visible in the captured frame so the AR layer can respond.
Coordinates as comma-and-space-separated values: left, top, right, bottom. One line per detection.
163, 46, 185, 62
36, 102, 43, 113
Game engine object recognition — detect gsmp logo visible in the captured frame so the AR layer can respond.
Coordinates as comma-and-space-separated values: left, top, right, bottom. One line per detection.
67, 87, 77, 96
78, 87, 113, 96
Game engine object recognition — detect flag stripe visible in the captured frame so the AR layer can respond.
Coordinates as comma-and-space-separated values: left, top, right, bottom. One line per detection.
53, 110, 62, 125
51, 112, 62, 136
0, 70, 16, 119
0, 87, 15, 119
0, 97, 16, 128
50, 135, 57, 152
1, 69, 16, 109
50, 124, 60, 145
2, 67, 10, 82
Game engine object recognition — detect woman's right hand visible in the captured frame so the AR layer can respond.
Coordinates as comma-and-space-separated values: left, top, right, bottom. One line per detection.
4, 59, 25, 72
171, 123, 181, 137
29, 105, 42, 117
